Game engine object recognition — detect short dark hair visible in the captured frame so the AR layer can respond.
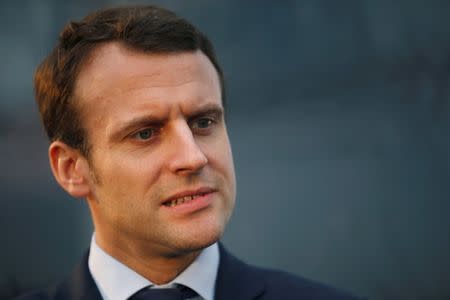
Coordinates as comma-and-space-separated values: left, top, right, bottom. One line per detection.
34, 5, 224, 156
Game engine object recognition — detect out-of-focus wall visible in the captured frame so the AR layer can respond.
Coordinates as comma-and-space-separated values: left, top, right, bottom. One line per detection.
1, 1, 449, 299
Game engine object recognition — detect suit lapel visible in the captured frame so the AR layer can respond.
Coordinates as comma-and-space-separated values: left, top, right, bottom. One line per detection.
215, 244, 265, 300
57, 251, 103, 300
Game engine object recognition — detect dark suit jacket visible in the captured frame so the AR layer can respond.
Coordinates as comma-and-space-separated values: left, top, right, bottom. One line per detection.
14, 244, 362, 300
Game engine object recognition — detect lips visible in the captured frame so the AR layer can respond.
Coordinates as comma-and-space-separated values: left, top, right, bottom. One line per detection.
162, 187, 216, 207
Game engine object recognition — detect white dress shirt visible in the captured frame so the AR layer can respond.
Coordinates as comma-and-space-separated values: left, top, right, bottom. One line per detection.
88, 234, 219, 300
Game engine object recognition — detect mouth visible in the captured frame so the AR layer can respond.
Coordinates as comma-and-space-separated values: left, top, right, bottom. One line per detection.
162, 187, 216, 208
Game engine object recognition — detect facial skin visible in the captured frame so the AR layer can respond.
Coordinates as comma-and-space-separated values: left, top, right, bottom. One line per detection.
49, 43, 236, 283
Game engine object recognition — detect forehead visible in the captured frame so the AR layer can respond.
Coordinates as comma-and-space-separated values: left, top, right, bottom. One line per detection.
74, 43, 221, 107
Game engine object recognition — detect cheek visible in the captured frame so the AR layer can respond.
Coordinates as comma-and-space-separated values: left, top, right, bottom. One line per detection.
99, 151, 160, 181
91, 152, 162, 201
218, 135, 236, 180
204, 136, 236, 192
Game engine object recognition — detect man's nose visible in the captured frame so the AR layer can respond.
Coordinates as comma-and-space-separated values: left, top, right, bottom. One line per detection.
167, 122, 208, 175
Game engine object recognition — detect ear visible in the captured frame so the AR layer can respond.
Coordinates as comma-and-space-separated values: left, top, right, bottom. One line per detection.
48, 141, 92, 198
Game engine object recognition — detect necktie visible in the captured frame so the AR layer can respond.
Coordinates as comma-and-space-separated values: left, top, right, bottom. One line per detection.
129, 285, 198, 300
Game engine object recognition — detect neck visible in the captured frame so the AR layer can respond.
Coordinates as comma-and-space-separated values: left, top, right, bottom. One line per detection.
94, 231, 201, 285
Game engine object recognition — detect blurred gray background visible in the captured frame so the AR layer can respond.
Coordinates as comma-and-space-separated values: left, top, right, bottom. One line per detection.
1, 0, 450, 299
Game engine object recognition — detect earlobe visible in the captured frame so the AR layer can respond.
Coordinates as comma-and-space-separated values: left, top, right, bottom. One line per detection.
48, 141, 92, 198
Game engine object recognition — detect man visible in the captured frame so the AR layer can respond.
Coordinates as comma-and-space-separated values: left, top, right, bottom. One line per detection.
17, 5, 363, 300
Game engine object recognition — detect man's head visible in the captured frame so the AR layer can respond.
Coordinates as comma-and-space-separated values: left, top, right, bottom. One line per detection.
35, 5, 225, 158
35, 5, 235, 260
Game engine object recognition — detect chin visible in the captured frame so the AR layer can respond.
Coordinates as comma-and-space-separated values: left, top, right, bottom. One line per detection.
173, 220, 225, 254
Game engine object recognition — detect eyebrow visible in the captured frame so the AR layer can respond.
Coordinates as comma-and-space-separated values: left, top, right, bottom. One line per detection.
110, 114, 168, 142
186, 104, 224, 120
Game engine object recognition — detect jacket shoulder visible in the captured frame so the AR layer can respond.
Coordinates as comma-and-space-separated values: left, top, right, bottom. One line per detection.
12, 289, 53, 300
252, 265, 362, 300
217, 244, 363, 300
12, 251, 101, 300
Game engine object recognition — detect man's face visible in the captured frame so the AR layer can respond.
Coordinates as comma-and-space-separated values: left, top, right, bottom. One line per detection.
74, 43, 236, 255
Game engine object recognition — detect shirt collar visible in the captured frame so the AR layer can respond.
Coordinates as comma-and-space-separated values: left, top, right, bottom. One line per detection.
88, 234, 219, 300
173, 241, 219, 300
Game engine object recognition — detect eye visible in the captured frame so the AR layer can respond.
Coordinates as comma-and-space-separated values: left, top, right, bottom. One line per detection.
133, 128, 155, 140
192, 117, 214, 129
